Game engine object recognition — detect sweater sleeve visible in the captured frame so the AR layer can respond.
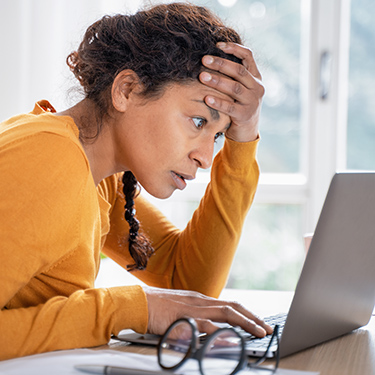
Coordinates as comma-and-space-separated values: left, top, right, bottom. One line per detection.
102, 137, 259, 298
0, 131, 148, 360
0, 286, 147, 360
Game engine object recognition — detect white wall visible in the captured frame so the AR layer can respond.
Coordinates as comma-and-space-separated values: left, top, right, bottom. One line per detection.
0, 0, 143, 120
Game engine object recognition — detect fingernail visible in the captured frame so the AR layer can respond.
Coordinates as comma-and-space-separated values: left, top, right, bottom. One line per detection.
217, 42, 227, 49
257, 326, 267, 337
206, 96, 215, 105
203, 55, 214, 65
201, 72, 212, 82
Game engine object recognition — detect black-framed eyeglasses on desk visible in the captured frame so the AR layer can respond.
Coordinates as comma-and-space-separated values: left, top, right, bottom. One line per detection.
157, 318, 280, 375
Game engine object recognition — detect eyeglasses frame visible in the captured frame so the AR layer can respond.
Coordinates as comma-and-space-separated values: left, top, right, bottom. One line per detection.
157, 317, 280, 375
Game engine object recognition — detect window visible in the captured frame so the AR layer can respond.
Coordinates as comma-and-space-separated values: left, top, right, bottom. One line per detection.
347, 0, 375, 170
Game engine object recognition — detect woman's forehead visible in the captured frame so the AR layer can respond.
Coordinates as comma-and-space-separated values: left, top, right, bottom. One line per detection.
166, 79, 233, 102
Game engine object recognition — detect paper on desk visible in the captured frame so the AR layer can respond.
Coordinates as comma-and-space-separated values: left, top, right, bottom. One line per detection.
0, 349, 319, 375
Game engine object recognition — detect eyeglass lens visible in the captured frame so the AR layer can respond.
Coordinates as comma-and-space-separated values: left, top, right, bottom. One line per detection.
201, 329, 243, 375
158, 320, 194, 369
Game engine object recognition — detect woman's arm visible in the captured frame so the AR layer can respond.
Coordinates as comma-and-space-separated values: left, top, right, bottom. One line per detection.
0, 286, 147, 360
102, 136, 259, 297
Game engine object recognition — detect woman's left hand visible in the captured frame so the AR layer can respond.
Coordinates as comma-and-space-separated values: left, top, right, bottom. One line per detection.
199, 42, 264, 143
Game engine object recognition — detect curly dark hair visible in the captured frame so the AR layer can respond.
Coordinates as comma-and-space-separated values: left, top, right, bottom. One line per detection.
67, 2, 243, 271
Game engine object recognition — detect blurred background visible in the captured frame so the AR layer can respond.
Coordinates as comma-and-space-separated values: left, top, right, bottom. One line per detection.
1, 0, 374, 291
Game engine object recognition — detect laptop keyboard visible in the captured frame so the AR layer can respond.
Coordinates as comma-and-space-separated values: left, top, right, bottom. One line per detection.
198, 313, 287, 350
245, 312, 287, 349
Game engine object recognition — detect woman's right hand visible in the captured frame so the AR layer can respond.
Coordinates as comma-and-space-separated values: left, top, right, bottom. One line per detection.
143, 286, 273, 337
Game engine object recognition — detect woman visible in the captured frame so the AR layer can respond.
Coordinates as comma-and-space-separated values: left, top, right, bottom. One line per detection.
0, 2, 271, 360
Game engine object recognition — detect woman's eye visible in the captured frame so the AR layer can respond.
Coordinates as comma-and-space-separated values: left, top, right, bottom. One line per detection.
192, 117, 206, 129
214, 132, 224, 142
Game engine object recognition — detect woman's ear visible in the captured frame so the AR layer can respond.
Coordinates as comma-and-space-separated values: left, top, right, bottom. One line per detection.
111, 70, 141, 112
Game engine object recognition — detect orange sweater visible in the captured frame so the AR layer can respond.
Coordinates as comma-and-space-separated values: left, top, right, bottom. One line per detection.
0, 101, 259, 360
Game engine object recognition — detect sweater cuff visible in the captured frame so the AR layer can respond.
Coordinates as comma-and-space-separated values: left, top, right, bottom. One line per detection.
108, 285, 148, 335
220, 136, 260, 171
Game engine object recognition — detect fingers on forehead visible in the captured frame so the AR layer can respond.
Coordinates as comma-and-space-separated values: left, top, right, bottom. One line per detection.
216, 43, 262, 79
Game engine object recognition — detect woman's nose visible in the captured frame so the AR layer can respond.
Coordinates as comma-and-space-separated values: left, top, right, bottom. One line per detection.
189, 141, 214, 170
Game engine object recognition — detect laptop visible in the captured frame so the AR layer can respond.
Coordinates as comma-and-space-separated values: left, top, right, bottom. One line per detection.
115, 172, 375, 359
247, 171, 375, 358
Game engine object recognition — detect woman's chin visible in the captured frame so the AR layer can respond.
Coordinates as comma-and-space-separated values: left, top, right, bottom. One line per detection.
141, 184, 176, 200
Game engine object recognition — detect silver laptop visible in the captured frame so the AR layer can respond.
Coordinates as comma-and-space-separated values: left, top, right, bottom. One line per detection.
247, 171, 375, 358
115, 172, 375, 359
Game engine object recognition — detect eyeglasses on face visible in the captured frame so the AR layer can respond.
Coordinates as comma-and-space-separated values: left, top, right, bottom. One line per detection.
157, 317, 280, 375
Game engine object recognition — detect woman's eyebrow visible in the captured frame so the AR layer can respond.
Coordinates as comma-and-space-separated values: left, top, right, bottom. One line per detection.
192, 100, 220, 121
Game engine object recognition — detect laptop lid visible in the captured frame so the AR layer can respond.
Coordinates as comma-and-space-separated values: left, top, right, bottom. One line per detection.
279, 171, 375, 357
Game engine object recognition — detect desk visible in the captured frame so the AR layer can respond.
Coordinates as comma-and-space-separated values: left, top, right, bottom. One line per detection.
96, 289, 375, 375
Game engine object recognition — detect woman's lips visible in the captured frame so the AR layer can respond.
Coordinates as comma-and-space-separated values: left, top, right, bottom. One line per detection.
171, 171, 187, 190
171, 171, 195, 190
